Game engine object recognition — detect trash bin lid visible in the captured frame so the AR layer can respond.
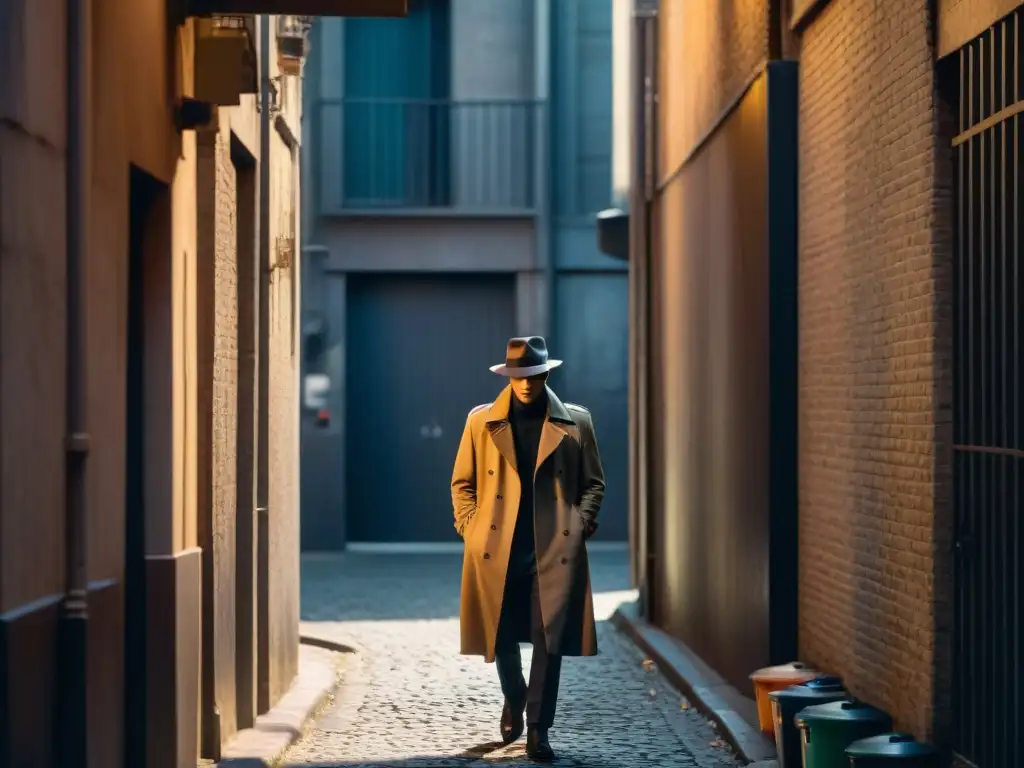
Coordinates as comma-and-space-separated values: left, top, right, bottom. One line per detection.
750, 661, 818, 683
794, 699, 891, 727
803, 675, 844, 690
846, 732, 940, 758
769, 676, 846, 702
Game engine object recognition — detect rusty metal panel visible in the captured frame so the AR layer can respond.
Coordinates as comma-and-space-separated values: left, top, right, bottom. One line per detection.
190, 0, 407, 17
647, 62, 798, 691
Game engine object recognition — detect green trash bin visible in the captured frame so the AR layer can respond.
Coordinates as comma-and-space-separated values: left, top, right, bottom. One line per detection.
769, 676, 847, 768
795, 699, 893, 768
846, 732, 941, 767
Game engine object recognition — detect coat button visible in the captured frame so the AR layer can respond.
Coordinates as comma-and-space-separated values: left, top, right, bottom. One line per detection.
560, 557, 568, 565
496, 494, 503, 500
562, 529, 569, 536
483, 553, 491, 560
491, 524, 497, 531
488, 469, 494, 475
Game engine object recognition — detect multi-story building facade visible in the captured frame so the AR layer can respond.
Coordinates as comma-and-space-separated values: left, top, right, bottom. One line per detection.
621, 1, 1021, 766
300, 0, 630, 551
0, 2, 403, 767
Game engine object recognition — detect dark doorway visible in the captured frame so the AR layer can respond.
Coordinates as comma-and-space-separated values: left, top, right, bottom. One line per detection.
345, 273, 516, 543
124, 165, 164, 768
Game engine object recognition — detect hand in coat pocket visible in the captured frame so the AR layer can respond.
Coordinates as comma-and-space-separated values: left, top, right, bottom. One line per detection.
578, 510, 598, 540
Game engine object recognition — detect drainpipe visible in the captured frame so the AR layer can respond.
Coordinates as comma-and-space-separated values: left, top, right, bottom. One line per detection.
538, 0, 555, 346
634, 1, 657, 622
256, 13, 272, 713
59, 0, 91, 763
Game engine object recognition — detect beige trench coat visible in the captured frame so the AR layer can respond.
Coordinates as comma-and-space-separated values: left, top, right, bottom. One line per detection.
451, 384, 605, 663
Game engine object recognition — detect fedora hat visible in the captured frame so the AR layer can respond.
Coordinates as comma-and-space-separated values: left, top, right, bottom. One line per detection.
490, 336, 563, 378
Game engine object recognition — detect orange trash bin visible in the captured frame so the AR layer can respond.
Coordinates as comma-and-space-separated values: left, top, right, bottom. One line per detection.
750, 662, 819, 734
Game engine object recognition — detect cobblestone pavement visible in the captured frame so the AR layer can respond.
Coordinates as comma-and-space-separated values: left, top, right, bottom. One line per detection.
283, 550, 742, 768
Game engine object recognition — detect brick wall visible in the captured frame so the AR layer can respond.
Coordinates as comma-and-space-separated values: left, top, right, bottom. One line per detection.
197, 126, 242, 742
797, 0, 954, 738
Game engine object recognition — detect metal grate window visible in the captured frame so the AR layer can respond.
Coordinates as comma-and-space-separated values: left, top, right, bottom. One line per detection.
951, 9, 1024, 768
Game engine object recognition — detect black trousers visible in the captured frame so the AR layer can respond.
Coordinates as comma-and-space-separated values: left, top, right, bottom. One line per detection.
494, 572, 562, 730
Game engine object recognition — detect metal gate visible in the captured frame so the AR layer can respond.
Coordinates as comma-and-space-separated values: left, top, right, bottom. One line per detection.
951, 10, 1023, 767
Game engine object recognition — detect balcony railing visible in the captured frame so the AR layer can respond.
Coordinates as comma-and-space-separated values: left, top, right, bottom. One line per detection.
316, 97, 540, 215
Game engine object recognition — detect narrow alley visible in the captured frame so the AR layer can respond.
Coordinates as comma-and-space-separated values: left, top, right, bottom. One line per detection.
283, 552, 741, 767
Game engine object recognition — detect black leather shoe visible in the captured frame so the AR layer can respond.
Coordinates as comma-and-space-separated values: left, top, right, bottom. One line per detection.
526, 727, 554, 762
500, 697, 525, 744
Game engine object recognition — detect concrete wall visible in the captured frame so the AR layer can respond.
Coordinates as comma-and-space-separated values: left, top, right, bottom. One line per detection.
0, 4, 304, 766
645, 0, 804, 690
1, 1, 201, 765
195, 17, 303, 745
658, 0, 771, 175
796, 0, 954, 738
450, 0, 534, 99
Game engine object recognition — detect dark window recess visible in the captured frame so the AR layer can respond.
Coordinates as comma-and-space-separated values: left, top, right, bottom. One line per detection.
304, 331, 326, 371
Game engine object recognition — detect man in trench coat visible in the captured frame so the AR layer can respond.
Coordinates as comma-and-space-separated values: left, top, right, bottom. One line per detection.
451, 336, 605, 762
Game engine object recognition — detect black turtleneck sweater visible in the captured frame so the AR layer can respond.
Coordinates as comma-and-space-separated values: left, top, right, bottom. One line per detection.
507, 391, 548, 577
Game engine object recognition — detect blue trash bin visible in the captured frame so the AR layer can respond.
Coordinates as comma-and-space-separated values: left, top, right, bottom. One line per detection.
769, 676, 847, 768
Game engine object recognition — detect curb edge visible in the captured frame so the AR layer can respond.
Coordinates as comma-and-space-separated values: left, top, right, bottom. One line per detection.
611, 601, 777, 765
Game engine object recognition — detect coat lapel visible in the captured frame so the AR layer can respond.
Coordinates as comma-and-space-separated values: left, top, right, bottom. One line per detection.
486, 385, 579, 477
485, 386, 517, 472
534, 388, 578, 478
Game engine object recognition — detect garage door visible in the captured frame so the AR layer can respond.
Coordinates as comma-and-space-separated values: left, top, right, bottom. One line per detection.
345, 274, 517, 543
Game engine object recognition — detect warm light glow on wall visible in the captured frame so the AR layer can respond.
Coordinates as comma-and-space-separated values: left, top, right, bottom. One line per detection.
611, 0, 631, 207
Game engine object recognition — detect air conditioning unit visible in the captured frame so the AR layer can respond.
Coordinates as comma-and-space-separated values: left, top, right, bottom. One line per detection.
194, 15, 258, 106
277, 15, 313, 76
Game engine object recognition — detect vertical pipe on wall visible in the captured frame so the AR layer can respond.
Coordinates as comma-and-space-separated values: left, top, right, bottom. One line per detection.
640, 8, 657, 615
256, 13, 272, 714
625, 4, 640, 592
60, 0, 91, 763
628, 0, 657, 618
765, 60, 800, 664
534, 0, 555, 341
